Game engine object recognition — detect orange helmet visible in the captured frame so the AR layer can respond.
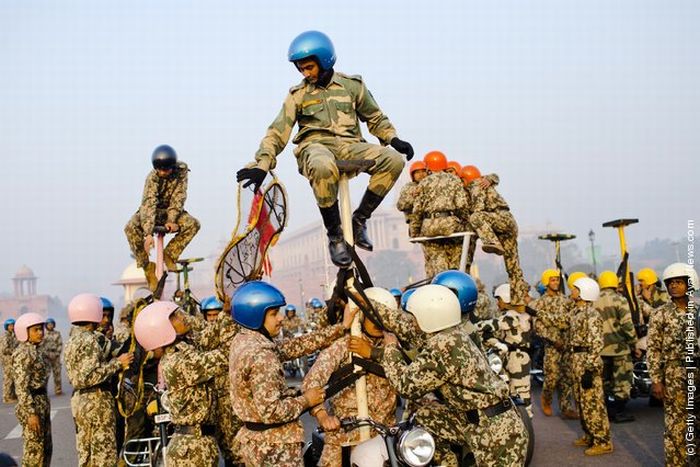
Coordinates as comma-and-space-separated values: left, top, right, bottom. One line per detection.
460, 165, 481, 183
446, 161, 462, 173
423, 151, 447, 172
409, 161, 427, 176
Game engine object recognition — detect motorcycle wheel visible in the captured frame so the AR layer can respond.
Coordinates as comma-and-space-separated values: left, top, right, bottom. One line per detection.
517, 405, 535, 467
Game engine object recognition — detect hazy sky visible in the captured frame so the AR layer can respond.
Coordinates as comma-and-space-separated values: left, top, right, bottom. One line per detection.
1, 0, 697, 303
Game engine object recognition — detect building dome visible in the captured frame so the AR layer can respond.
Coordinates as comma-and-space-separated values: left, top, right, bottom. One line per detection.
14, 265, 36, 279
116, 262, 146, 284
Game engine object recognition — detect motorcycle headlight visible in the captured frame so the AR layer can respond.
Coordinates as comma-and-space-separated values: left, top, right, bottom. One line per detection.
160, 391, 171, 413
488, 352, 503, 375
398, 427, 435, 467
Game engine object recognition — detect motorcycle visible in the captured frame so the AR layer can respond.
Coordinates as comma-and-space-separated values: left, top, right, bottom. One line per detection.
122, 382, 172, 467
630, 357, 652, 399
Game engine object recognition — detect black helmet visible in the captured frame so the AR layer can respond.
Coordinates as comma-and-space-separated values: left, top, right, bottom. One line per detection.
151, 145, 177, 170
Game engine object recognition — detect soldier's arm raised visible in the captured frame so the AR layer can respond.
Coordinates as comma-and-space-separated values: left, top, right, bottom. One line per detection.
166, 346, 227, 388
277, 324, 345, 361
66, 336, 121, 389
302, 337, 347, 393
382, 344, 444, 399
254, 92, 298, 171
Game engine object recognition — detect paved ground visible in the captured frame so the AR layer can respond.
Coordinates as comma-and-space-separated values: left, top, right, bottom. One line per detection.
0, 370, 665, 466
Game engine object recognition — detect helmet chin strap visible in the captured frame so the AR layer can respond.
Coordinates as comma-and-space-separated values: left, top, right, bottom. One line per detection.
258, 325, 273, 341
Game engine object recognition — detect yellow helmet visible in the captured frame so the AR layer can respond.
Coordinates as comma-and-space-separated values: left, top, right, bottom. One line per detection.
637, 268, 658, 286
598, 270, 619, 289
541, 269, 560, 288
567, 272, 587, 291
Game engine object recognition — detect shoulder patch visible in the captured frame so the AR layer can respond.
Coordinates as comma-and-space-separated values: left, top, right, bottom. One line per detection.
289, 80, 306, 94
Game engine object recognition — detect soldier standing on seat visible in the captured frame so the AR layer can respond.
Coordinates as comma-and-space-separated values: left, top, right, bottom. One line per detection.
1, 319, 18, 403
124, 145, 200, 290
236, 31, 413, 268
39, 318, 62, 396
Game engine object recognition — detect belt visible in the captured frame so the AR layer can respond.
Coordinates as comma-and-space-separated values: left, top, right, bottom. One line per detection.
30, 387, 47, 396
573, 346, 590, 353
466, 399, 512, 425
426, 211, 456, 219
487, 207, 510, 213
173, 424, 216, 436
75, 382, 111, 395
244, 420, 290, 431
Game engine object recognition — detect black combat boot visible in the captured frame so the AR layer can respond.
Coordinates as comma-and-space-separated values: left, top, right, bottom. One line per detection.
319, 202, 352, 267
612, 398, 635, 423
352, 190, 384, 251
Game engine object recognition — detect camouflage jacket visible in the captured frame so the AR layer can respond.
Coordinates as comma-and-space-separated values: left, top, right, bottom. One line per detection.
0, 331, 18, 364
476, 309, 532, 349
12, 342, 48, 418
396, 181, 419, 227
594, 289, 637, 356
161, 340, 227, 426
639, 288, 669, 309
530, 293, 572, 346
40, 329, 62, 361
383, 326, 510, 410
465, 174, 509, 214
64, 326, 121, 390
410, 171, 469, 238
195, 312, 240, 398
138, 161, 190, 235
281, 316, 305, 337
303, 334, 396, 445
569, 303, 604, 372
473, 293, 498, 321
370, 299, 427, 351
647, 301, 700, 383
307, 306, 330, 329
229, 324, 345, 445
255, 72, 398, 171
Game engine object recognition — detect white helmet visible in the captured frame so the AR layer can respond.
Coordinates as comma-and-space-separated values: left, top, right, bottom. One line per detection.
662, 262, 698, 292
406, 284, 461, 333
493, 284, 511, 304
573, 277, 600, 302
364, 287, 398, 311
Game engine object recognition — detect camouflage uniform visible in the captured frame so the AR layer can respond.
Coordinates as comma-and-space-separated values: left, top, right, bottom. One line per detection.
124, 161, 200, 268
229, 324, 346, 467
477, 310, 533, 415
569, 302, 611, 447
39, 328, 62, 394
530, 293, 577, 414
647, 301, 700, 467
466, 175, 529, 305
13, 341, 52, 466
65, 326, 123, 467
640, 287, 670, 309
396, 180, 420, 229
307, 306, 329, 329
161, 340, 227, 467
410, 171, 470, 277
382, 326, 528, 467
303, 334, 396, 466
0, 330, 18, 402
255, 72, 404, 208
281, 316, 305, 337
473, 291, 498, 321
594, 288, 637, 402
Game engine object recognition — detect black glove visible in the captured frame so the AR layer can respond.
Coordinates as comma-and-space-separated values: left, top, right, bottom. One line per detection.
390, 137, 414, 161
581, 370, 594, 390
236, 167, 267, 192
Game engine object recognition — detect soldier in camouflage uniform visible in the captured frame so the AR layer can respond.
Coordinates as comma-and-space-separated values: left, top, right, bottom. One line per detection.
637, 268, 670, 309
13, 313, 52, 466
472, 279, 498, 321
1, 319, 18, 403
40, 318, 62, 395
229, 281, 357, 466
530, 270, 578, 418
396, 160, 428, 229
124, 145, 200, 290
594, 271, 638, 423
306, 298, 329, 329
65, 293, 134, 467
647, 263, 699, 467
569, 277, 613, 456
237, 31, 412, 268
410, 151, 470, 278
463, 166, 530, 307
281, 305, 305, 337
382, 285, 528, 466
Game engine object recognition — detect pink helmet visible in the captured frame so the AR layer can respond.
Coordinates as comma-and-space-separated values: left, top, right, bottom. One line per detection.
134, 301, 179, 351
15, 312, 45, 342
68, 293, 103, 324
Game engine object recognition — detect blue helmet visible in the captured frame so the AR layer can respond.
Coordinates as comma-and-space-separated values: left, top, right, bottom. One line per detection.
310, 298, 323, 309
431, 270, 478, 315
288, 31, 336, 71
232, 281, 286, 330
400, 288, 417, 311
100, 297, 114, 311
201, 296, 224, 311
46, 318, 56, 325
535, 282, 546, 296
285, 304, 297, 314
4, 318, 15, 330
389, 288, 402, 298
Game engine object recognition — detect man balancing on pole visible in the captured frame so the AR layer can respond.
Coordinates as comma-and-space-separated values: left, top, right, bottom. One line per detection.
236, 31, 414, 267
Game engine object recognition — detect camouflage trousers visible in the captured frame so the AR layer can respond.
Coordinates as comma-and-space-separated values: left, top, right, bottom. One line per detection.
236, 440, 302, 467
71, 390, 117, 467
215, 393, 243, 463
414, 399, 528, 467
572, 362, 611, 445
422, 238, 462, 278
469, 210, 529, 305
505, 349, 532, 416
542, 346, 576, 413
661, 363, 699, 467
2, 361, 15, 402
17, 393, 52, 467
602, 354, 633, 401
294, 137, 404, 208
166, 433, 219, 467
124, 210, 201, 268
45, 357, 62, 393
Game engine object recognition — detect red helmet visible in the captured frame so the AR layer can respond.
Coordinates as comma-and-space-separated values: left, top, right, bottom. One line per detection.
408, 161, 427, 181
460, 165, 481, 183
446, 161, 462, 173
423, 151, 447, 172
